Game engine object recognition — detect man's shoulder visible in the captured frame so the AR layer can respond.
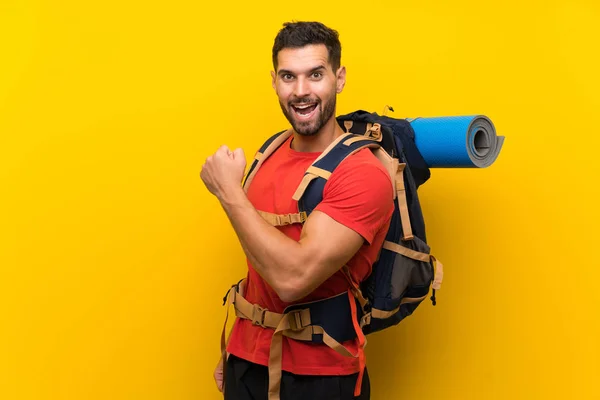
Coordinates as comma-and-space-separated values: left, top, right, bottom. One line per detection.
335, 147, 391, 182
322, 147, 394, 203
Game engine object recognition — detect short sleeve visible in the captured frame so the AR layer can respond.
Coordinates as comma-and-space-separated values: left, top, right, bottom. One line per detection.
313, 151, 394, 244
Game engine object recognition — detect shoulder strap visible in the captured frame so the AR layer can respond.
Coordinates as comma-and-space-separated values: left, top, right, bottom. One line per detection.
293, 133, 396, 218
337, 110, 431, 188
242, 129, 293, 192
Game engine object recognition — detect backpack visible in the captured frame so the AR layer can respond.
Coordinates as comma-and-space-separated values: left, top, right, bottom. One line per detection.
241, 109, 444, 335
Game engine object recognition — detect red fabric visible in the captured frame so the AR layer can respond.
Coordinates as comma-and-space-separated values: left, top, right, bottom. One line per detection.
348, 289, 366, 395
226, 135, 394, 375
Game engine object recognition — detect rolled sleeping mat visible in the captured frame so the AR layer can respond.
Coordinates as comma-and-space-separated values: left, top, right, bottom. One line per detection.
407, 115, 504, 168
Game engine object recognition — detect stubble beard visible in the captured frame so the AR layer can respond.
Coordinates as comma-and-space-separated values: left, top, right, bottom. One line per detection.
279, 95, 336, 137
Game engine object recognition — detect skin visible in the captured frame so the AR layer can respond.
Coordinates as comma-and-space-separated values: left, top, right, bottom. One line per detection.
201, 44, 366, 391
272, 44, 346, 150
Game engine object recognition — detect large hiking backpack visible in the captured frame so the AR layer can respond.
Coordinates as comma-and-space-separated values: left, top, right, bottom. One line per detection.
242, 109, 444, 335
337, 110, 443, 334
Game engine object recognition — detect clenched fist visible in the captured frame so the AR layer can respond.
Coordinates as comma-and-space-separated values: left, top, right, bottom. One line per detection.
200, 145, 247, 202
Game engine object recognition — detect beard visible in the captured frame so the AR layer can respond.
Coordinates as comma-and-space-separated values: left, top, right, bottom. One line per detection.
279, 94, 336, 137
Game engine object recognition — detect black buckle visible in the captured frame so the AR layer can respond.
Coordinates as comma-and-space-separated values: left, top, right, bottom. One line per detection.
252, 304, 267, 328
222, 279, 244, 306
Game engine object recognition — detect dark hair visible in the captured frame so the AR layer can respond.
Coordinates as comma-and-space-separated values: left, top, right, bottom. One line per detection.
272, 21, 342, 72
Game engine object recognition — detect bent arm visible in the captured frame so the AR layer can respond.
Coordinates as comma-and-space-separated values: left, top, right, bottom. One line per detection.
220, 187, 364, 302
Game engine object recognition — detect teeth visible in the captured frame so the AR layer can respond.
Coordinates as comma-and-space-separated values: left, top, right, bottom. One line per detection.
294, 104, 314, 109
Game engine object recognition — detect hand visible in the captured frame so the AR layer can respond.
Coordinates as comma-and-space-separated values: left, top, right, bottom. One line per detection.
200, 145, 247, 201
214, 356, 225, 392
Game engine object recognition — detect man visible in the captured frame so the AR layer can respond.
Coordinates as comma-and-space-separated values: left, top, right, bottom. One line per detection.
200, 21, 394, 400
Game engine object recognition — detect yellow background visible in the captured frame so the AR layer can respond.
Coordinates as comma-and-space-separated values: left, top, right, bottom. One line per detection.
2, 0, 599, 399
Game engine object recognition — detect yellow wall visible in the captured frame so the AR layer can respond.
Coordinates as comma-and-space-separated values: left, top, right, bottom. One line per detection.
2, 1, 599, 399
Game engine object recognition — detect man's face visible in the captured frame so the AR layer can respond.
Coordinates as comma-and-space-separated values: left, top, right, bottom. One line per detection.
271, 44, 345, 136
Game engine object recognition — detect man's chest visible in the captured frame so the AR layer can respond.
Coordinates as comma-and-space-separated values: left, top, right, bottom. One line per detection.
246, 154, 317, 214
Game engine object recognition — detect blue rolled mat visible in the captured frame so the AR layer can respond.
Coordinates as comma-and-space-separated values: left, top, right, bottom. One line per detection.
407, 115, 504, 168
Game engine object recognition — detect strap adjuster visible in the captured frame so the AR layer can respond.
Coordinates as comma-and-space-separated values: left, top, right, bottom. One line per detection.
288, 310, 305, 331
299, 211, 307, 223
360, 313, 372, 328
222, 279, 242, 306
251, 304, 268, 328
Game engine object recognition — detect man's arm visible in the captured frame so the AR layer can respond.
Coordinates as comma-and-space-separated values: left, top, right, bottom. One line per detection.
200, 145, 364, 302
221, 188, 364, 302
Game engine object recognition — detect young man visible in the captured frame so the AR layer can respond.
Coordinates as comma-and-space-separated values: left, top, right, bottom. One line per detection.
200, 21, 394, 400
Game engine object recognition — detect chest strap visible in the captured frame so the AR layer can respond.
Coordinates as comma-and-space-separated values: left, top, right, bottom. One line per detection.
221, 279, 366, 400
257, 210, 307, 226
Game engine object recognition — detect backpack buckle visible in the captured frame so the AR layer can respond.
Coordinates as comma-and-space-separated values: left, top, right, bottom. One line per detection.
360, 313, 372, 328
287, 310, 308, 331
366, 123, 382, 141
299, 211, 307, 223
251, 304, 268, 328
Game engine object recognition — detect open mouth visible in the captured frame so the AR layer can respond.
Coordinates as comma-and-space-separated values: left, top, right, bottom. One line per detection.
291, 103, 318, 119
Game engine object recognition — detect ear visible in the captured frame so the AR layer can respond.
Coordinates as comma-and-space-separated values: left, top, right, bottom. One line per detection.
336, 66, 346, 94
271, 71, 277, 90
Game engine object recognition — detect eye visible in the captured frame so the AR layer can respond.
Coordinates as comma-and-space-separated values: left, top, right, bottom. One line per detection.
311, 72, 323, 79
282, 74, 294, 81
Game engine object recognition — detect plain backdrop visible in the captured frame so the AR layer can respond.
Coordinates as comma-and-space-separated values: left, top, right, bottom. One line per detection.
1, 1, 599, 399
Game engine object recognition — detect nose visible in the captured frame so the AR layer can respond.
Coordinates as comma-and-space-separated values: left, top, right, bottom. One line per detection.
293, 76, 310, 99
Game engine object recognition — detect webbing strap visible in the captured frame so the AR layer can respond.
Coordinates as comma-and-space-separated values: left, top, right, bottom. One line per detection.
343, 136, 375, 146
306, 166, 331, 180
268, 314, 310, 400
348, 290, 367, 396
223, 281, 363, 400
292, 136, 350, 201
220, 280, 247, 395
371, 148, 399, 200
367, 123, 382, 141
395, 163, 414, 240
312, 132, 353, 164
292, 173, 319, 201
343, 123, 382, 145
342, 265, 368, 310
343, 120, 353, 132
431, 255, 444, 290
268, 319, 361, 400
219, 289, 232, 391
294, 131, 382, 202
244, 130, 293, 192
275, 293, 365, 398
370, 295, 429, 319
383, 240, 430, 262
229, 283, 289, 329
257, 210, 307, 226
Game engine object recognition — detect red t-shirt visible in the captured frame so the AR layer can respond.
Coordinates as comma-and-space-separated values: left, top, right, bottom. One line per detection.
226, 134, 394, 375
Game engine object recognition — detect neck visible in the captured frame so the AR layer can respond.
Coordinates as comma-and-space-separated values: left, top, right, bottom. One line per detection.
290, 115, 345, 153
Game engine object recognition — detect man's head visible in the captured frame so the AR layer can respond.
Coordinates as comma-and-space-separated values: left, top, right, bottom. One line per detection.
271, 21, 346, 137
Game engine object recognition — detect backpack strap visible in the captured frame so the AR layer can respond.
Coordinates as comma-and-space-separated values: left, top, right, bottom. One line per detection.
382, 240, 429, 261
292, 134, 393, 214
395, 163, 414, 240
290, 132, 353, 201
257, 210, 307, 226
337, 111, 432, 188
341, 122, 383, 144
243, 129, 293, 192
222, 279, 365, 400
242, 129, 310, 227
430, 255, 444, 305
342, 265, 368, 310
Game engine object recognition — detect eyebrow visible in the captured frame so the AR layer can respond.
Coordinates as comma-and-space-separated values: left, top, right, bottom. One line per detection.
278, 65, 327, 76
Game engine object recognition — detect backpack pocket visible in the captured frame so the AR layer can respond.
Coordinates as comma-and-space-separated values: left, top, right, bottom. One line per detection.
363, 235, 434, 333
